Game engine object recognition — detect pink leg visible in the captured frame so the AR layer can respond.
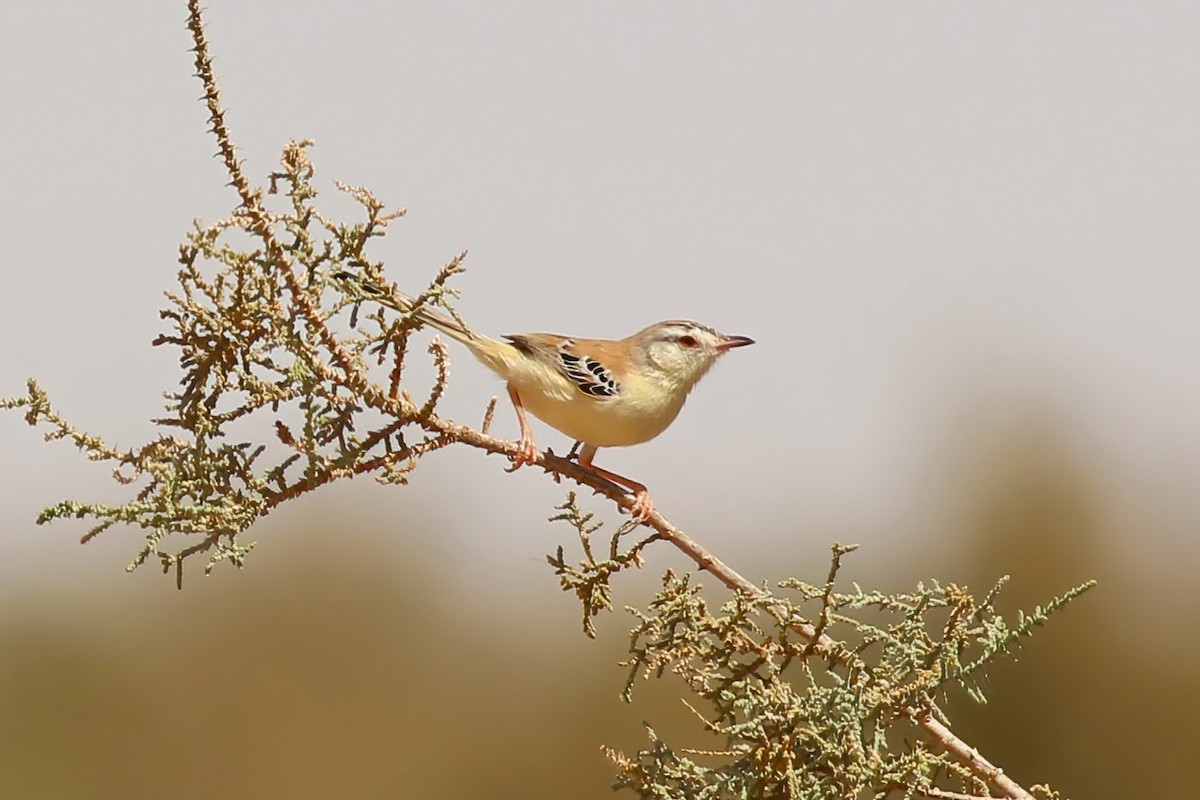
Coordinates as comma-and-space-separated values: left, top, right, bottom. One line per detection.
507, 384, 539, 468
577, 444, 655, 523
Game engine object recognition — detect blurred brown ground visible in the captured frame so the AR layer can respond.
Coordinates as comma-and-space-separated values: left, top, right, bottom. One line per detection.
4, 4, 1198, 797
1, 406, 1195, 799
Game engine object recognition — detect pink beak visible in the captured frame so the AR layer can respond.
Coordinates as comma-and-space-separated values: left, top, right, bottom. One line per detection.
716, 335, 755, 352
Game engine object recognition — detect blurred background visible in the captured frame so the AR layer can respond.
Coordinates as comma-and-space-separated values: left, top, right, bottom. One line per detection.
1, 2, 1196, 797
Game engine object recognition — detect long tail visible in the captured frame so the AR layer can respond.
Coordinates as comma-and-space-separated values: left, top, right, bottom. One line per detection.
334, 272, 477, 346
382, 291, 478, 346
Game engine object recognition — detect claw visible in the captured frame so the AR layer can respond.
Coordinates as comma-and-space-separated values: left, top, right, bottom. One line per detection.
576, 443, 655, 524
511, 429, 539, 469
628, 489, 656, 523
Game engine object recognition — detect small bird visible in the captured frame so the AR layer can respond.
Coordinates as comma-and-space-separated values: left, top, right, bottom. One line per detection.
339, 274, 754, 521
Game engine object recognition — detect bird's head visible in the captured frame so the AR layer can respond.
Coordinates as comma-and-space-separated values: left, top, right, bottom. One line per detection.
633, 320, 754, 391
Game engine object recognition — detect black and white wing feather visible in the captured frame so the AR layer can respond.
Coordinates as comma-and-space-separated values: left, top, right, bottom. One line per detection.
503, 334, 622, 399
557, 348, 621, 397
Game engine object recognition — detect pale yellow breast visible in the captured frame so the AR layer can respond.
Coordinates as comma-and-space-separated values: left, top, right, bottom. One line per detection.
515, 369, 686, 448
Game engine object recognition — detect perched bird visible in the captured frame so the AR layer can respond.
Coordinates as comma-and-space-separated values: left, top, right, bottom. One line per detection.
338, 274, 754, 521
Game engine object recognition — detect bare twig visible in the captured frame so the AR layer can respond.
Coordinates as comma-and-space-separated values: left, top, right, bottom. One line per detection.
481, 396, 498, 435
922, 789, 997, 800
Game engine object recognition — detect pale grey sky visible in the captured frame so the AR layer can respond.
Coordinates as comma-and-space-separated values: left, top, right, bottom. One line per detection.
2, 2, 1197, 606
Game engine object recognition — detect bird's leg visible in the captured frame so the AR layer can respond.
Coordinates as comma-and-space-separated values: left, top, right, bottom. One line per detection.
565, 440, 582, 462
506, 384, 539, 468
577, 444, 655, 523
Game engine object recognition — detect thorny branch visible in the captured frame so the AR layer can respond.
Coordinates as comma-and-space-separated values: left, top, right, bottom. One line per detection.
0, 3, 1092, 799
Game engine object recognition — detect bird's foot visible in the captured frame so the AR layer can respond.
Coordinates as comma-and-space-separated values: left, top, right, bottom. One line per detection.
629, 489, 656, 523
508, 431, 540, 470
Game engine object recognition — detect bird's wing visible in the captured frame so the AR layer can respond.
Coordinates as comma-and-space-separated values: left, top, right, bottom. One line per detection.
504, 334, 622, 398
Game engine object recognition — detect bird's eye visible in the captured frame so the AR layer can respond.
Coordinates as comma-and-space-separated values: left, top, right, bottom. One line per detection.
678, 334, 698, 348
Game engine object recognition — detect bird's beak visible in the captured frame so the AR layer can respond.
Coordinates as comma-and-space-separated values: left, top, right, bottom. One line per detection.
716, 335, 755, 352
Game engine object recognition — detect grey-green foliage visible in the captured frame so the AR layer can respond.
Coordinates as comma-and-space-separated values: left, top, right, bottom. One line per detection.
549, 494, 1093, 799
2, 141, 464, 587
